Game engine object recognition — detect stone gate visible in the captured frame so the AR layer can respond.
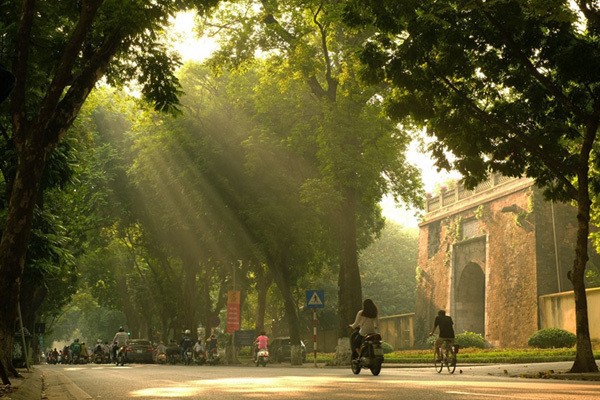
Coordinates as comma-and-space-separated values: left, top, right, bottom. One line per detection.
415, 174, 595, 347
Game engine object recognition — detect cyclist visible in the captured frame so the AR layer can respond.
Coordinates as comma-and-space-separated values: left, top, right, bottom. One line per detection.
429, 310, 455, 361
348, 299, 379, 360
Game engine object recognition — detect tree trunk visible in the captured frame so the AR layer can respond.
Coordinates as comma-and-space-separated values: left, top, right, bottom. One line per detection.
0, 143, 48, 383
569, 142, 599, 373
336, 190, 363, 339
269, 258, 302, 365
255, 264, 272, 333
181, 256, 199, 333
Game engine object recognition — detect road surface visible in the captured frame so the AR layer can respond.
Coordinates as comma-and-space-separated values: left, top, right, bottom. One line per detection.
39, 362, 600, 400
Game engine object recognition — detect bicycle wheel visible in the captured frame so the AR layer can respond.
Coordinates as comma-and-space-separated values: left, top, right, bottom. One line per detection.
447, 350, 456, 374
434, 352, 443, 373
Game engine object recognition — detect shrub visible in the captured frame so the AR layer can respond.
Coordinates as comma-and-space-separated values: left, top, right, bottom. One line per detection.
455, 331, 488, 349
381, 341, 394, 354
528, 328, 576, 349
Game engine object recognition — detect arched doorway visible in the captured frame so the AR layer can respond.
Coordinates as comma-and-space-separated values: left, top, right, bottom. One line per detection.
455, 262, 485, 335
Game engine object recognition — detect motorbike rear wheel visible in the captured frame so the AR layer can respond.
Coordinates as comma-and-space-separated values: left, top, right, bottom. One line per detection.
370, 361, 382, 376
351, 359, 361, 375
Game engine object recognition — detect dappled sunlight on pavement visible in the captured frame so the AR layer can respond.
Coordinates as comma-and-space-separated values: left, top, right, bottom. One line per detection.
130, 375, 386, 398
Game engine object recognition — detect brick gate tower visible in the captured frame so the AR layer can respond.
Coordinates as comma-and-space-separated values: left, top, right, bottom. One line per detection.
415, 174, 590, 347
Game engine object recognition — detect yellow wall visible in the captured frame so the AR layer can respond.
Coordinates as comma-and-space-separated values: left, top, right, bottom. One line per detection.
379, 313, 414, 350
539, 287, 600, 341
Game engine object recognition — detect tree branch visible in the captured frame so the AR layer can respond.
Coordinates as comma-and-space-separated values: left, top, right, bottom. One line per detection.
476, 0, 586, 122
36, 0, 104, 134
45, 29, 124, 147
431, 66, 578, 199
312, 3, 337, 101
574, 0, 600, 33
11, 0, 36, 139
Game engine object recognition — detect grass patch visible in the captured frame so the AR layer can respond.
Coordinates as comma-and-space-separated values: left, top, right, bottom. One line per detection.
314, 346, 600, 364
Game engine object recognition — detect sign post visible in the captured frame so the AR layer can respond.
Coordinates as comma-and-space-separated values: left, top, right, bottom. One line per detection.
226, 290, 241, 333
305, 290, 324, 367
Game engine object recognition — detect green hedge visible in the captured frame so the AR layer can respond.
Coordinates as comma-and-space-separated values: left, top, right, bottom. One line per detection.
455, 331, 488, 349
528, 328, 576, 349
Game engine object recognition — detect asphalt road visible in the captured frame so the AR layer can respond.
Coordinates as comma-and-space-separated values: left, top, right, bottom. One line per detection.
38, 362, 600, 400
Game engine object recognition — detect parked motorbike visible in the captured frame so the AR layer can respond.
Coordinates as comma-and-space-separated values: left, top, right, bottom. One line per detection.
351, 333, 384, 376
255, 348, 269, 367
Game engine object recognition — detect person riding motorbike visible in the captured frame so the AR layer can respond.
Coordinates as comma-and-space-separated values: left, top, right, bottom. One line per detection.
192, 339, 205, 360
94, 339, 103, 355
348, 298, 379, 359
112, 326, 129, 359
206, 333, 218, 361
154, 341, 167, 363
69, 338, 82, 362
180, 329, 193, 360
254, 331, 269, 361
80, 342, 90, 363
166, 339, 180, 363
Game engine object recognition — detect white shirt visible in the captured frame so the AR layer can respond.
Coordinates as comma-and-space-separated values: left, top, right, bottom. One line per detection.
349, 310, 379, 337
112, 332, 129, 347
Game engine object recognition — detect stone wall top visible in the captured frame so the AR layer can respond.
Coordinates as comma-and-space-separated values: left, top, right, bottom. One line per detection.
421, 174, 535, 226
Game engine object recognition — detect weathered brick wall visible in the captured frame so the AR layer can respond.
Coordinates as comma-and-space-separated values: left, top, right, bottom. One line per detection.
417, 186, 540, 348
417, 180, 598, 348
415, 219, 452, 344
481, 188, 538, 347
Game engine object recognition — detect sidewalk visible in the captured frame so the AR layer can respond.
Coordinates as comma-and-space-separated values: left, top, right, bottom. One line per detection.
0, 368, 43, 400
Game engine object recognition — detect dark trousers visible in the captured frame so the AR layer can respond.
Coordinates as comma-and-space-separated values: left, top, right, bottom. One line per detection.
350, 330, 363, 358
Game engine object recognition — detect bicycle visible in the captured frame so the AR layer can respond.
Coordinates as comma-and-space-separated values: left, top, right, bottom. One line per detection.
434, 338, 457, 374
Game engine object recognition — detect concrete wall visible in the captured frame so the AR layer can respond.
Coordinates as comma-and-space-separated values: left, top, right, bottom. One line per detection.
539, 287, 600, 342
379, 313, 414, 350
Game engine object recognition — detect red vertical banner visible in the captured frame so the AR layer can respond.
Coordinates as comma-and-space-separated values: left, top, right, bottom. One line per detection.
226, 290, 241, 333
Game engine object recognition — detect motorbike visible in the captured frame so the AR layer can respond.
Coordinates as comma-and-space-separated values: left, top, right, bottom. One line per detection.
47, 353, 58, 365
115, 346, 127, 366
156, 353, 167, 364
351, 333, 384, 376
71, 353, 81, 365
255, 348, 269, 367
206, 347, 220, 365
167, 352, 181, 365
93, 351, 104, 364
193, 349, 206, 365
183, 348, 193, 365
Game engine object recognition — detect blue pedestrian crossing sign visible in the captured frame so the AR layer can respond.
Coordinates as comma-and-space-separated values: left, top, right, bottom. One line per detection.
306, 290, 325, 308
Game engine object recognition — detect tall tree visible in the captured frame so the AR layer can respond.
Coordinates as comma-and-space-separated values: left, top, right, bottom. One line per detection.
0, 0, 218, 383
203, 0, 422, 355
345, 0, 600, 372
